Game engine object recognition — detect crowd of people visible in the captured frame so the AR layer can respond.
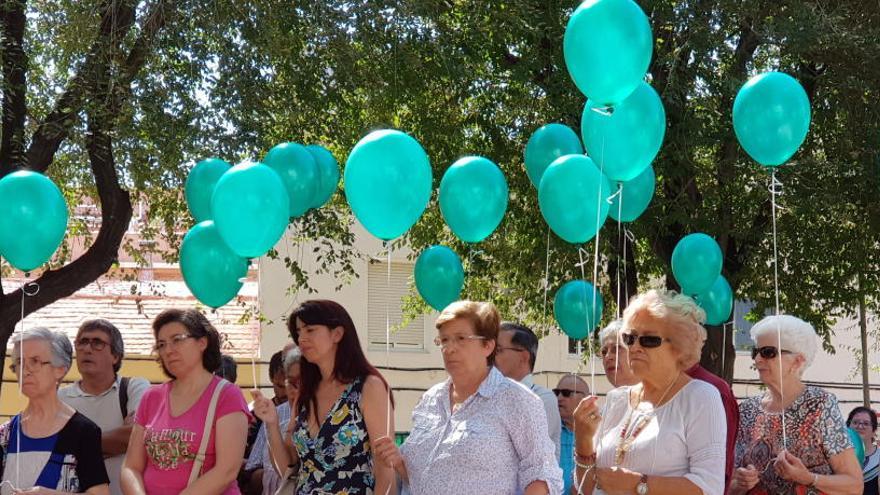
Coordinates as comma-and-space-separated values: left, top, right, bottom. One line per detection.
0, 290, 875, 494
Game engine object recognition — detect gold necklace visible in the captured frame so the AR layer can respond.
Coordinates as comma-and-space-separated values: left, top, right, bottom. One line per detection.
614, 373, 681, 465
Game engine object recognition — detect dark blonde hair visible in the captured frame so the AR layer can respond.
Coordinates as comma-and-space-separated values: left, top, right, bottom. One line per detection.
435, 300, 500, 365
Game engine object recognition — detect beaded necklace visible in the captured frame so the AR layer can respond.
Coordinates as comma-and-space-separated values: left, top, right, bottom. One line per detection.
614, 373, 681, 465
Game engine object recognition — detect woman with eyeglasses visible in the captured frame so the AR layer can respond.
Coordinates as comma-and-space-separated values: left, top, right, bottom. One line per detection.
729, 315, 861, 495
847, 406, 878, 495
0, 327, 110, 494
251, 300, 394, 495
572, 289, 726, 495
121, 309, 251, 495
373, 300, 562, 494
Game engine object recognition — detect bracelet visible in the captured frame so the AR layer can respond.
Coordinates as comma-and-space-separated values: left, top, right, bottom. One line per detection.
809, 473, 819, 488
575, 460, 596, 471
575, 452, 597, 464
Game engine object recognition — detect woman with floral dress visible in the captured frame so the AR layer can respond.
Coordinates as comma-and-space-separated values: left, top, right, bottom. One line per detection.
252, 300, 394, 494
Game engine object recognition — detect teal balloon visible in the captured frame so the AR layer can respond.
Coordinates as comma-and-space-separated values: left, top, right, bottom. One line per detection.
563, 0, 653, 106
695, 275, 733, 326
344, 129, 432, 241
305, 144, 340, 208
414, 245, 464, 311
733, 72, 811, 167
439, 156, 508, 243
609, 166, 655, 223
672, 233, 723, 295
848, 428, 865, 464
554, 280, 604, 340
538, 154, 611, 244
212, 161, 290, 258
185, 158, 231, 222
524, 124, 583, 187
0, 171, 68, 272
180, 221, 248, 308
582, 81, 666, 182
263, 142, 319, 218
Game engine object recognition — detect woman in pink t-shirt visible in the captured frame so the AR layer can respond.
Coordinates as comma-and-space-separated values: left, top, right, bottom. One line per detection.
121, 309, 251, 495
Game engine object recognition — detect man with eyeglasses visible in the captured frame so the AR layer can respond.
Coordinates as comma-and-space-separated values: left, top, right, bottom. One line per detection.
554, 374, 589, 495
58, 319, 150, 495
496, 322, 562, 461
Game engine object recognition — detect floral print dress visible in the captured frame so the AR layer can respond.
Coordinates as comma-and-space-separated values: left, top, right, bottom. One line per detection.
292, 377, 374, 495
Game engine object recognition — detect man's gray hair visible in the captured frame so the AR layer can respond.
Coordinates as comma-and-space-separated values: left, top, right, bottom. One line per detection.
283, 347, 302, 371
12, 327, 73, 372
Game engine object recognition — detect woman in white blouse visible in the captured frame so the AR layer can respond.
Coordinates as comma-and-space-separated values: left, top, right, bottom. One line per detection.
573, 290, 726, 495
373, 300, 562, 495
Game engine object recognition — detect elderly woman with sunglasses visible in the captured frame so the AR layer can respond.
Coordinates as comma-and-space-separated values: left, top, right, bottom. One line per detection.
573, 290, 726, 495
373, 300, 563, 495
0, 328, 110, 494
730, 315, 862, 495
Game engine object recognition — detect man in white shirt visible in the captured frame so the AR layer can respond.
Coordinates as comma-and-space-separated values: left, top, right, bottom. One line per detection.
58, 319, 150, 495
495, 322, 562, 460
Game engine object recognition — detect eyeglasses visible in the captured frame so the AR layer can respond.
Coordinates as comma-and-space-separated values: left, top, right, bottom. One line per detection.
75, 337, 109, 351
621, 333, 668, 348
433, 335, 487, 349
9, 357, 53, 374
496, 346, 527, 354
851, 421, 873, 428
750, 346, 792, 360
552, 388, 584, 398
152, 333, 194, 354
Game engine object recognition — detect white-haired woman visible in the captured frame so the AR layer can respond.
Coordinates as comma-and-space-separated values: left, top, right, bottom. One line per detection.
730, 315, 862, 495
598, 320, 637, 388
0, 328, 110, 494
574, 290, 726, 495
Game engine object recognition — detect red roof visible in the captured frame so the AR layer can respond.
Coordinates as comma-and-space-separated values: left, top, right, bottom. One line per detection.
2, 279, 260, 358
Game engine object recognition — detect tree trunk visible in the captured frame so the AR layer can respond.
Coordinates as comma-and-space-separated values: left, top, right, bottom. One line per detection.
859, 274, 871, 407
700, 321, 735, 382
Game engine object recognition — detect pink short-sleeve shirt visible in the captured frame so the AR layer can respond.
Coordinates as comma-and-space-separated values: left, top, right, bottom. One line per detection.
134, 375, 251, 495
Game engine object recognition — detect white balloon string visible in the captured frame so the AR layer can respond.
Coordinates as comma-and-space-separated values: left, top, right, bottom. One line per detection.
542, 227, 551, 334
615, 182, 624, 380
16, 277, 39, 489
385, 243, 393, 442
769, 168, 787, 448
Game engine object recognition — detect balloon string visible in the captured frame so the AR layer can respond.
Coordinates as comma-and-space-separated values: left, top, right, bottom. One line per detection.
541, 227, 551, 333
17, 277, 38, 488
769, 168, 787, 448
615, 182, 624, 381
588, 136, 607, 399
385, 243, 393, 442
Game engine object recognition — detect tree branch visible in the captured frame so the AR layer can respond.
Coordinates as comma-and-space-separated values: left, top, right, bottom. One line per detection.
0, 0, 28, 173
25, 0, 139, 174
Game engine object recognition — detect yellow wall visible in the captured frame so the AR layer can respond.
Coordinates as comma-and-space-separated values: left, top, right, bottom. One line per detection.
0, 355, 277, 421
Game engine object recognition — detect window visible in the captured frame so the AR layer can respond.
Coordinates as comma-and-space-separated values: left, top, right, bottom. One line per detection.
367, 261, 425, 350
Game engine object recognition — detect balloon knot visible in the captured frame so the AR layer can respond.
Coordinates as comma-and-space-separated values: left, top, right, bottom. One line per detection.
22, 282, 39, 297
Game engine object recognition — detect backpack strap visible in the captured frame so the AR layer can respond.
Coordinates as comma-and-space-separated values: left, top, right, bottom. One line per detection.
118, 376, 130, 419
187, 378, 228, 487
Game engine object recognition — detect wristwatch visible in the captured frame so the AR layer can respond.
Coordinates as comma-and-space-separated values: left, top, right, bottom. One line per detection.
636, 474, 648, 495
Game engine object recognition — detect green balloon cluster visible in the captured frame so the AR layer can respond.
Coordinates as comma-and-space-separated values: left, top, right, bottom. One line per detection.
672, 233, 734, 325
0, 171, 69, 272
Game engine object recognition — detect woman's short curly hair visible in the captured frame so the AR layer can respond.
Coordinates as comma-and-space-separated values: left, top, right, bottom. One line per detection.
622, 289, 707, 370
750, 314, 818, 373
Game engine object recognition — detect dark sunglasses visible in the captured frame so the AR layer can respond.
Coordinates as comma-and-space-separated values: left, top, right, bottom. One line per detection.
751, 346, 792, 360
552, 388, 583, 398
621, 333, 667, 348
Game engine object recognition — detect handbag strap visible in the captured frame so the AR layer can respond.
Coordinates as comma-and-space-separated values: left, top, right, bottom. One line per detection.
187, 378, 228, 487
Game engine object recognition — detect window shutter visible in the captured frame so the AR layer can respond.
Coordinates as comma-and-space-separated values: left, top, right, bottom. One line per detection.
367, 261, 425, 349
